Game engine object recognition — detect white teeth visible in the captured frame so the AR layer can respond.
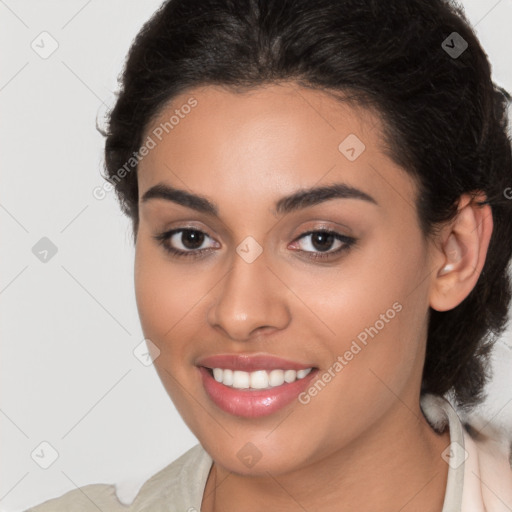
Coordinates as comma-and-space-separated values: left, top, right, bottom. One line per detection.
297, 368, 312, 379
284, 369, 296, 383
210, 367, 313, 389
269, 369, 285, 387
223, 368, 233, 386
233, 370, 250, 389
250, 370, 269, 389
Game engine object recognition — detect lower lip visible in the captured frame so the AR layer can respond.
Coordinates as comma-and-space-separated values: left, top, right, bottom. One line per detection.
198, 366, 318, 418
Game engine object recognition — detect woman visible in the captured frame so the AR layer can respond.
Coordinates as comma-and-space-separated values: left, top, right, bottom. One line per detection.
28, 0, 512, 510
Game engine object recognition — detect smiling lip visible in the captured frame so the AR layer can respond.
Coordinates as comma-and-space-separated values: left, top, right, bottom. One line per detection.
196, 353, 318, 418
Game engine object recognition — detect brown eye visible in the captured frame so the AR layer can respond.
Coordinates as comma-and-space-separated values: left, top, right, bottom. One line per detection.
153, 228, 219, 259
178, 230, 206, 250
290, 230, 356, 261
309, 232, 336, 252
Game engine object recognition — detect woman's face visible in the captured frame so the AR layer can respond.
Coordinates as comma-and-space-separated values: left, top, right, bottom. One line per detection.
134, 83, 437, 475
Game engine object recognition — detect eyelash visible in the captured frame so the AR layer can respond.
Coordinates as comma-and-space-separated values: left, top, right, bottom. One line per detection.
153, 228, 356, 261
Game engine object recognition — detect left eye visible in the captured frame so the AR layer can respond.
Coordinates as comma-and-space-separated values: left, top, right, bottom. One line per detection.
289, 230, 355, 259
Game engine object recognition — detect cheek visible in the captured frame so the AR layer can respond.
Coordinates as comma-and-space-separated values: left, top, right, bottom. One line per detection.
293, 227, 424, 334
282, 236, 429, 445
305, 227, 429, 383
134, 235, 202, 352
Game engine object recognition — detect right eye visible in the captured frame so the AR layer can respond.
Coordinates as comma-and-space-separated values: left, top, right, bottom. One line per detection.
153, 228, 220, 259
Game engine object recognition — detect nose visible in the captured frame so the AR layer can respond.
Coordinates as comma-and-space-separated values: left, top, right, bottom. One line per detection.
207, 246, 291, 341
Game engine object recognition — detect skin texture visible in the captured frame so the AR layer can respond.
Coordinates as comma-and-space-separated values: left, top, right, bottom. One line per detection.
134, 82, 493, 511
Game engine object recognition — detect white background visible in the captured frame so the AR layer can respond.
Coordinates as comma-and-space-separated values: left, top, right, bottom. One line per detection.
1, 1, 511, 511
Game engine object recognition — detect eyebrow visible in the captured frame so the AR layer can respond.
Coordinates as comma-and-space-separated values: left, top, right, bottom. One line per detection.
141, 182, 378, 216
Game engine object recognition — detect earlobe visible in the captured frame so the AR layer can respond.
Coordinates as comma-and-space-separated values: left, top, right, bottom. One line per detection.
429, 194, 493, 312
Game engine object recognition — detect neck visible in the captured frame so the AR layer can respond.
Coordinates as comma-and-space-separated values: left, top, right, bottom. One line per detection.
202, 395, 450, 512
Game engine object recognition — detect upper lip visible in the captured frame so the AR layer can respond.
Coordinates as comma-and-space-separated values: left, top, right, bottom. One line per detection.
196, 353, 315, 372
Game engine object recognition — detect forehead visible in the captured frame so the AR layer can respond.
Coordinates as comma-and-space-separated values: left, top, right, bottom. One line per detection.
137, 83, 415, 215
141, 83, 380, 160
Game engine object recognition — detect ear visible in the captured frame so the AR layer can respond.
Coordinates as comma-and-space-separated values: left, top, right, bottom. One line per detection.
429, 192, 493, 312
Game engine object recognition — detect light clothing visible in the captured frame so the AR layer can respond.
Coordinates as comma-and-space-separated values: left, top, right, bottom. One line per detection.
26, 394, 512, 511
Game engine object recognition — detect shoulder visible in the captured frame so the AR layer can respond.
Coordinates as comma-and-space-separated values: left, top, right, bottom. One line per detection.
25, 444, 212, 512
463, 423, 512, 511
129, 443, 212, 509
25, 483, 128, 512
421, 393, 512, 511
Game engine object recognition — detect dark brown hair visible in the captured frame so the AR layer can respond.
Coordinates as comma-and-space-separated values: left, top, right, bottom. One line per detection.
98, 0, 512, 409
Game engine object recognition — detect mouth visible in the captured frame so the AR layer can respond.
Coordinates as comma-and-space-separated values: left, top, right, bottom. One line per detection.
196, 353, 319, 418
